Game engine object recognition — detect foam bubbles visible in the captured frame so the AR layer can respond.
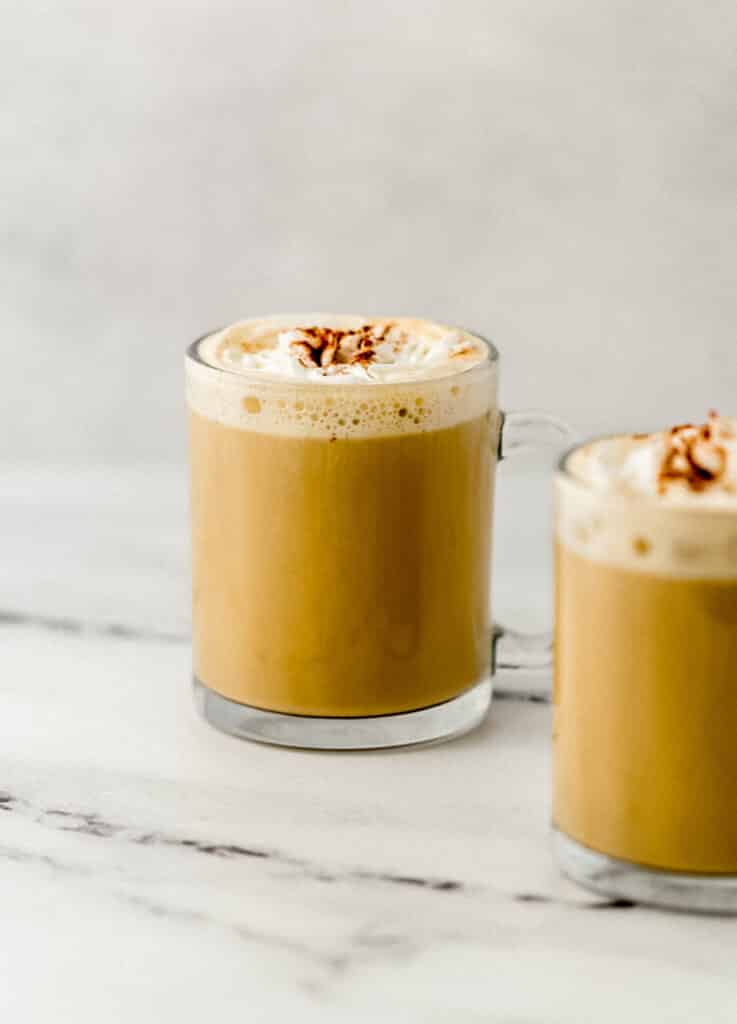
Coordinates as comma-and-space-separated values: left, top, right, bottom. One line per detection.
188, 351, 496, 441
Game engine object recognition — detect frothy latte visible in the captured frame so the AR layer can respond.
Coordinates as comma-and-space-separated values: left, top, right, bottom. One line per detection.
187, 315, 498, 719
554, 417, 737, 877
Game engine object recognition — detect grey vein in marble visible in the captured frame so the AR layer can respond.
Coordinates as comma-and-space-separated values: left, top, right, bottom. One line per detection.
0, 608, 188, 645
0, 788, 633, 913
0, 789, 467, 892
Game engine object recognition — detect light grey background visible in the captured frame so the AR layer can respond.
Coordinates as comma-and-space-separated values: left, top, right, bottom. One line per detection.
4, 0, 737, 463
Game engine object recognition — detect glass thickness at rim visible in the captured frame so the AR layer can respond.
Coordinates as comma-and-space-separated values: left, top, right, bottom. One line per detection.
185, 322, 499, 388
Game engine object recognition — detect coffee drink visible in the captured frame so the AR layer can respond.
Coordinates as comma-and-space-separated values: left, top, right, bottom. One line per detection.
187, 316, 498, 727
554, 415, 737, 908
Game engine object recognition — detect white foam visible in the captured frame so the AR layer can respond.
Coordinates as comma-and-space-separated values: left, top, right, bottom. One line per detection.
567, 417, 737, 507
186, 316, 497, 440
198, 315, 489, 384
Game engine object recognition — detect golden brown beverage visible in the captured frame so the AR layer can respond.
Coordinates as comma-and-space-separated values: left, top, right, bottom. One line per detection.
190, 410, 494, 716
554, 418, 737, 908
186, 315, 499, 733
555, 545, 737, 873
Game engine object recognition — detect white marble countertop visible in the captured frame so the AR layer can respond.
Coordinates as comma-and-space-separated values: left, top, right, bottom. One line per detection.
2, 463, 735, 1022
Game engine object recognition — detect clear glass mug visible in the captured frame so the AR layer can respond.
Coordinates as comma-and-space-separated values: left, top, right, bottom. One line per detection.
186, 327, 569, 749
553, 440, 737, 913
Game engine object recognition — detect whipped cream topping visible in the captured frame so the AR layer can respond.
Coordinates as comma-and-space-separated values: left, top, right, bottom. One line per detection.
568, 414, 737, 507
197, 315, 489, 384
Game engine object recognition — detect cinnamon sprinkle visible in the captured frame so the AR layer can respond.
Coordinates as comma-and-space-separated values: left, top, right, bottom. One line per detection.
657, 414, 727, 494
288, 323, 394, 372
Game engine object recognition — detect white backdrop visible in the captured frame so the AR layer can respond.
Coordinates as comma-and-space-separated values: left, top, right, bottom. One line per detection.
4, 0, 737, 462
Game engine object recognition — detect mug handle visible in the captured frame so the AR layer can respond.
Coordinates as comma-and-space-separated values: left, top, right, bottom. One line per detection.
492, 410, 574, 673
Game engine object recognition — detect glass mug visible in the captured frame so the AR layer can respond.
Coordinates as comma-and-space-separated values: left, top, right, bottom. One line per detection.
186, 322, 568, 750
553, 440, 737, 913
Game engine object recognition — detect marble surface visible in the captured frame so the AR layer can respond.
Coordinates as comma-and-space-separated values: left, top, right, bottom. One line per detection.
2, 464, 735, 1022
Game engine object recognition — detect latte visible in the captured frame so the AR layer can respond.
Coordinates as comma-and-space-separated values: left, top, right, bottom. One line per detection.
187, 316, 498, 721
554, 417, 737, 884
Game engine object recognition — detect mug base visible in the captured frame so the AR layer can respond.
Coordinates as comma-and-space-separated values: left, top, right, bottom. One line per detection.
554, 829, 737, 915
193, 676, 492, 750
